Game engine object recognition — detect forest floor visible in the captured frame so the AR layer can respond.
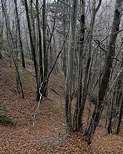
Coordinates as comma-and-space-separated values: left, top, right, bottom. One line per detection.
0, 59, 123, 153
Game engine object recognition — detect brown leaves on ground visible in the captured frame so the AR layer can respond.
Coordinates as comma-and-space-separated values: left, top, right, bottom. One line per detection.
0, 60, 123, 153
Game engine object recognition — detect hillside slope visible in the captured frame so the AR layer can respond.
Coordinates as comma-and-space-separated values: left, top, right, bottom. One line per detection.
0, 59, 123, 153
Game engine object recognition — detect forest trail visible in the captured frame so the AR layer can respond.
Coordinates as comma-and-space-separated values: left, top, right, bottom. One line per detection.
0, 59, 123, 153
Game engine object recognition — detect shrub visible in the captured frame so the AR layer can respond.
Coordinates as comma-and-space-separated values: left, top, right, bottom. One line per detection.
0, 103, 18, 126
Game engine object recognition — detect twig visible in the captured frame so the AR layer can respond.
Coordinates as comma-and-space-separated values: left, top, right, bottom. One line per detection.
94, 39, 122, 63
106, 67, 123, 99
50, 87, 61, 96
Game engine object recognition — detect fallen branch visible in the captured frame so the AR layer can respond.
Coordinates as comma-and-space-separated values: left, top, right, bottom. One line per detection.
50, 87, 61, 96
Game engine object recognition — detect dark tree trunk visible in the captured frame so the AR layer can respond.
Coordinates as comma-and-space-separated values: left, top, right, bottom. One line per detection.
30, 0, 36, 47
42, 0, 48, 97
107, 68, 123, 134
73, 0, 102, 132
84, 0, 123, 144
116, 95, 123, 134
24, 0, 39, 100
1, 0, 24, 98
73, 0, 85, 131
116, 57, 123, 134
65, 0, 78, 134
14, 0, 25, 68
36, 0, 43, 101
0, 52, 2, 59
106, 92, 115, 133
79, 0, 102, 130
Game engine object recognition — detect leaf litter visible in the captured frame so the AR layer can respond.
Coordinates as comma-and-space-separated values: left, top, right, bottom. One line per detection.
0, 60, 123, 153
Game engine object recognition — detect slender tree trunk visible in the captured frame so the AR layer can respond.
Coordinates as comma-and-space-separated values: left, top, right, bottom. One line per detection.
0, 15, 3, 59
62, 0, 69, 77
79, 0, 102, 129
116, 54, 123, 134
42, 0, 48, 97
116, 90, 123, 134
63, 14, 67, 77
14, 0, 25, 68
1, 0, 24, 98
73, 0, 85, 131
24, 0, 39, 100
107, 68, 123, 133
65, 0, 78, 134
36, 0, 43, 101
84, 0, 123, 144
30, 0, 36, 47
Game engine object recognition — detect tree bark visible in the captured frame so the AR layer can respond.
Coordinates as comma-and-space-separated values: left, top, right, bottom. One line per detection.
84, 0, 123, 144
14, 0, 25, 68
65, 0, 78, 134
24, 0, 39, 100
79, 0, 102, 130
1, 0, 24, 98
36, 0, 43, 101
116, 53, 123, 134
42, 0, 48, 97
73, 0, 85, 131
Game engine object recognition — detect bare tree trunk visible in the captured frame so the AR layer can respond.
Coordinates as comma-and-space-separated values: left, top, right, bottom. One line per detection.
84, 0, 123, 144
1, 0, 24, 98
79, 0, 102, 129
63, 15, 67, 77
116, 90, 123, 134
24, 0, 39, 100
73, 0, 85, 131
107, 68, 123, 133
42, 0, 48, 97
0, 52, 2, 59
36, 0, 43, 101
106, 91, 115, 133
0, 16, 3, 59
30, 0, 36, 48
62, 0, 69, 77
14, 0, 25, 68
116, 54, 123, 134
65, 0, 78, 134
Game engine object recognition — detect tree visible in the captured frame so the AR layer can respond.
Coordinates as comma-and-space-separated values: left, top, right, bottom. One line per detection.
77, 0, 102, 131
14, 0, 25, 68
42, 0, 48, 97
65, 0, 78, 134
0, 11, 3, 60
1, 0, 24, 98
24, 0, 39, 100
84, 0, 123, 144
73, 0, 86, 131
35, 0, 43, 101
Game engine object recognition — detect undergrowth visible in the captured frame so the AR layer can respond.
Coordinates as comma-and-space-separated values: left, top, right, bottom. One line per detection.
0, 103, 18, 126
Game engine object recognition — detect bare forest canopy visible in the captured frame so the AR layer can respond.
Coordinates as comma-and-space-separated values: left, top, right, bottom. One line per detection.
0, 0, 123, 151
